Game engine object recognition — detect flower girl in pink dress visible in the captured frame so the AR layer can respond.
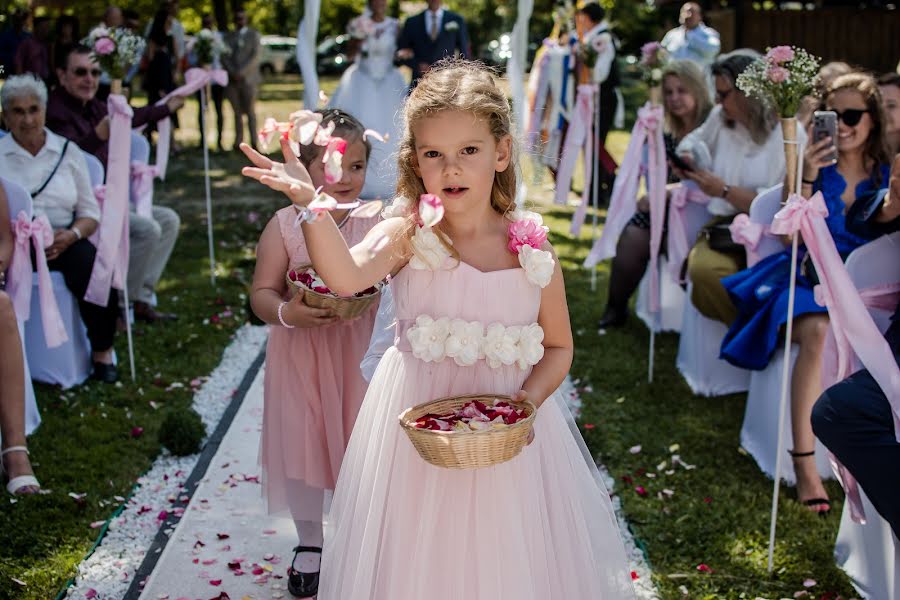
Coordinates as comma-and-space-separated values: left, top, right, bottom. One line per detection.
243, 60, 635, 599
249, 109, 381, 598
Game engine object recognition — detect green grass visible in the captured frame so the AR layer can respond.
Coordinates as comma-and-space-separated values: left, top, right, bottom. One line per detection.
0, 74, 855, 600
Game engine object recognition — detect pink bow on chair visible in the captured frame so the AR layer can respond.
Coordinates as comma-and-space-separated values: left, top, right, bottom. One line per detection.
151, 67, 229, 180
85, 94, 132, 306
774, 192, 900, 524
583, 103, 666, 267
130, 162, 160, 219
665, 183, 709, 282
556, 84, 595, 214
6, 212, 69, 348
729, 214, 768, 266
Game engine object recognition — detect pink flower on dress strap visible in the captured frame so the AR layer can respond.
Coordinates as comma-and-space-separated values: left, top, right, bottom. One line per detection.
418, 194, 444, 228
507, 218, 548, 254
322, 137, 347, 184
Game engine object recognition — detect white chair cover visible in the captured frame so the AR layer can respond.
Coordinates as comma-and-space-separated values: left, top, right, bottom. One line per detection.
675, 291, 751, 396
836, 488, 899, 600
2, 177, 40, 435
129, 132, 153, 209
747, 184, 786, 263
2, 177, 93, 389
83, 151, 105, 187
832, 232, 900, 600
636, 199, 712, 333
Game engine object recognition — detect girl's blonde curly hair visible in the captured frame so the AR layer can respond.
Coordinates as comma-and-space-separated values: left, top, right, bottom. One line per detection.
391, 58, 521, 260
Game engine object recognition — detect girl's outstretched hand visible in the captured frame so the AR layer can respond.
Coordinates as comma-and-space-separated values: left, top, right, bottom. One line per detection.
241, 138, 317, 206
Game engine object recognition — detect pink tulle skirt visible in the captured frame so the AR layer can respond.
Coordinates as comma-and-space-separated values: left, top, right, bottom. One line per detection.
318, 347, 636, 599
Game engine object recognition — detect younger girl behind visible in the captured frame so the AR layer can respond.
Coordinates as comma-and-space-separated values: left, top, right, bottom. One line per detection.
249, 109, 378, 598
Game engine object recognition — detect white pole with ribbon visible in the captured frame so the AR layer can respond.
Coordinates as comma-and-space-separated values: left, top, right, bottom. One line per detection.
200, 86, 216, 285
767, 116, 803, 573
296, 0, 323, 109
590, 86, 600, 292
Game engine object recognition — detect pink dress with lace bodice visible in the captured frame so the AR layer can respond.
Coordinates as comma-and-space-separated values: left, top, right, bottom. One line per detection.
260, 204, 379, 519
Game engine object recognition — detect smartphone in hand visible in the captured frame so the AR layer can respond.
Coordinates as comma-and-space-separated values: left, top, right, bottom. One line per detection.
666, 147, 695, 173
812, 111, 838, 164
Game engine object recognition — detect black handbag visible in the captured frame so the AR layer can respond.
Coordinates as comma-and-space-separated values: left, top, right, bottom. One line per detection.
703, 216, 744, 255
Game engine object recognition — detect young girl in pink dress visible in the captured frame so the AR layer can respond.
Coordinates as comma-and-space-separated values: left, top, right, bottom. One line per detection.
243, 61, 635, 599
249, 109, 380, 598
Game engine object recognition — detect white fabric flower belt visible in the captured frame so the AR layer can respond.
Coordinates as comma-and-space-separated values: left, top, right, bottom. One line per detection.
394, 315, 545, 370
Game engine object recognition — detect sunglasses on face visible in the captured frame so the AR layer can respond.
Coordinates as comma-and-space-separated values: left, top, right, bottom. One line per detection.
72, 67, 102, 78
831, 108, 870, 127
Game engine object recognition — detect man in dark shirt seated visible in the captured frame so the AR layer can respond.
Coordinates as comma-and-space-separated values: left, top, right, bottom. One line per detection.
811, 154, 900, 539
47, 45, 185, 323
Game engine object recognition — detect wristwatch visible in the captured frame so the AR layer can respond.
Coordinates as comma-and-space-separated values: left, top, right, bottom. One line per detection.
722, 184, 731, 199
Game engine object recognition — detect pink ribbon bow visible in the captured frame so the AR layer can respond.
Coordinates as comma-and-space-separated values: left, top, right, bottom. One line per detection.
665, 182, 710, 282
130, 162, 160, 219
6, 212, 69, 348
729, 213, 768, 266
583, 103, 666, 304
151, 67, 229, 180
85, 93, 132, 306
775, 192, 900, 524
555, 84, 595, 212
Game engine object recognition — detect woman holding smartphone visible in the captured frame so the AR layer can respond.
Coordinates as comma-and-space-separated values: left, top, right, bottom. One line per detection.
720, 72, 892, 515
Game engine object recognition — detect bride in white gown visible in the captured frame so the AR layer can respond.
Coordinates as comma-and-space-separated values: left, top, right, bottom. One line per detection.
329, 0, 408, 200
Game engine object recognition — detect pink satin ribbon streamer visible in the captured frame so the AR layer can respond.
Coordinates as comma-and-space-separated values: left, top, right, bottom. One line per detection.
6, 212, 69, 348
151, 67, 229, 180
89, 185, 105, 247
729, 213, 768, 266
85, 94, 132, 306
555, 84, 594, 212
583, 104, 666, 275
665, 183, 709, 281
773, 192, 900, 524
130, 162, 160, 219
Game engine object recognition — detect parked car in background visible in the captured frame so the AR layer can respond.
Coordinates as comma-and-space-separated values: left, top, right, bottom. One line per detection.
259, 35, 298, 75
283, 34, 352, 76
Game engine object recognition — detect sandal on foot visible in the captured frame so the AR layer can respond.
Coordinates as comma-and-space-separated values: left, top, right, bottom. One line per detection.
789, 450, 830, 517
1, 446, 40, 495
287, 545, 321, 598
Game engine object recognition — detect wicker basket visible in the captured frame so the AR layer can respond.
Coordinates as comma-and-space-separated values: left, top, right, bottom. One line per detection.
286, 263, 381, 320
398, 394, 536, 469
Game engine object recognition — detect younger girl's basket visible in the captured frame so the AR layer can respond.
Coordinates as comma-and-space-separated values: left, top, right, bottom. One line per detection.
286, 263, 382, 320
398, 394, 536, 469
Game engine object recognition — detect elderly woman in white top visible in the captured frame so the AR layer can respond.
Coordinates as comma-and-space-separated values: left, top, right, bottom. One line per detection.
674, 50, 793, 325
0, 74, 119, 383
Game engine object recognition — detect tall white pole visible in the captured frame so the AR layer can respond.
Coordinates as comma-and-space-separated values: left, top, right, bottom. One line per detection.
201, 86, 216, 286
122, 282, 136, 381
767, 134, 804, 574
590, 87, 600, 292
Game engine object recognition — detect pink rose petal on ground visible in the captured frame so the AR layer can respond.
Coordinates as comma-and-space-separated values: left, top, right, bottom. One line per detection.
202, 558, 217, 565
89, 520, 106, 529
263, 553, 275, 561
131, 426, 144, 438
583, 423, 596, 430
635, 486, 648, 497
629, 445, 642, 454
209, 579, 222, 586
630, 571, 639, 580
85, 589, 97, 598
803, 579, 816, 587
697, 563, 713, 573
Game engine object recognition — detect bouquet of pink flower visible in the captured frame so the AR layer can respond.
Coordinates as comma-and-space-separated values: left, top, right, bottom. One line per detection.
639, 41, 669, 85
81, 26, 145, 81
736, 46, 820, 118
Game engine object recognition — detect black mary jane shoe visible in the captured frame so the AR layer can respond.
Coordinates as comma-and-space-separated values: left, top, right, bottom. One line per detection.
91, 362, 119, 384
596, 307, 628, 331
287, 545, 321, 598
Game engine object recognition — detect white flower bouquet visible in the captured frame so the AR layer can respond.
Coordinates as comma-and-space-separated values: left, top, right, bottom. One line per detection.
191, 29, 230, 67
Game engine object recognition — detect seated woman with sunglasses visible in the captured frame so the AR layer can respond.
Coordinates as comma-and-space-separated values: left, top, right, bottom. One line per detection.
0, 74, 120, 384
720, 72, 892, 516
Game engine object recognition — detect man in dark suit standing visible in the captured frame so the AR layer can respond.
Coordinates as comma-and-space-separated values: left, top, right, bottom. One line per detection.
396, 0, 470, 86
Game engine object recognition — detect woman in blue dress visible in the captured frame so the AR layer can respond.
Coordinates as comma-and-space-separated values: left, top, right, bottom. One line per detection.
720, 72, 892, 515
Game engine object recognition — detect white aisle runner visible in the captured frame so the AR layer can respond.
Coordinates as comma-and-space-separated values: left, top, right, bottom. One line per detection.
140, 365, 298, 600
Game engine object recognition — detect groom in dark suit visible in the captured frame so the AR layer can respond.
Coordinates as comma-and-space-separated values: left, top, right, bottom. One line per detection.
396, 0, 470, 85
